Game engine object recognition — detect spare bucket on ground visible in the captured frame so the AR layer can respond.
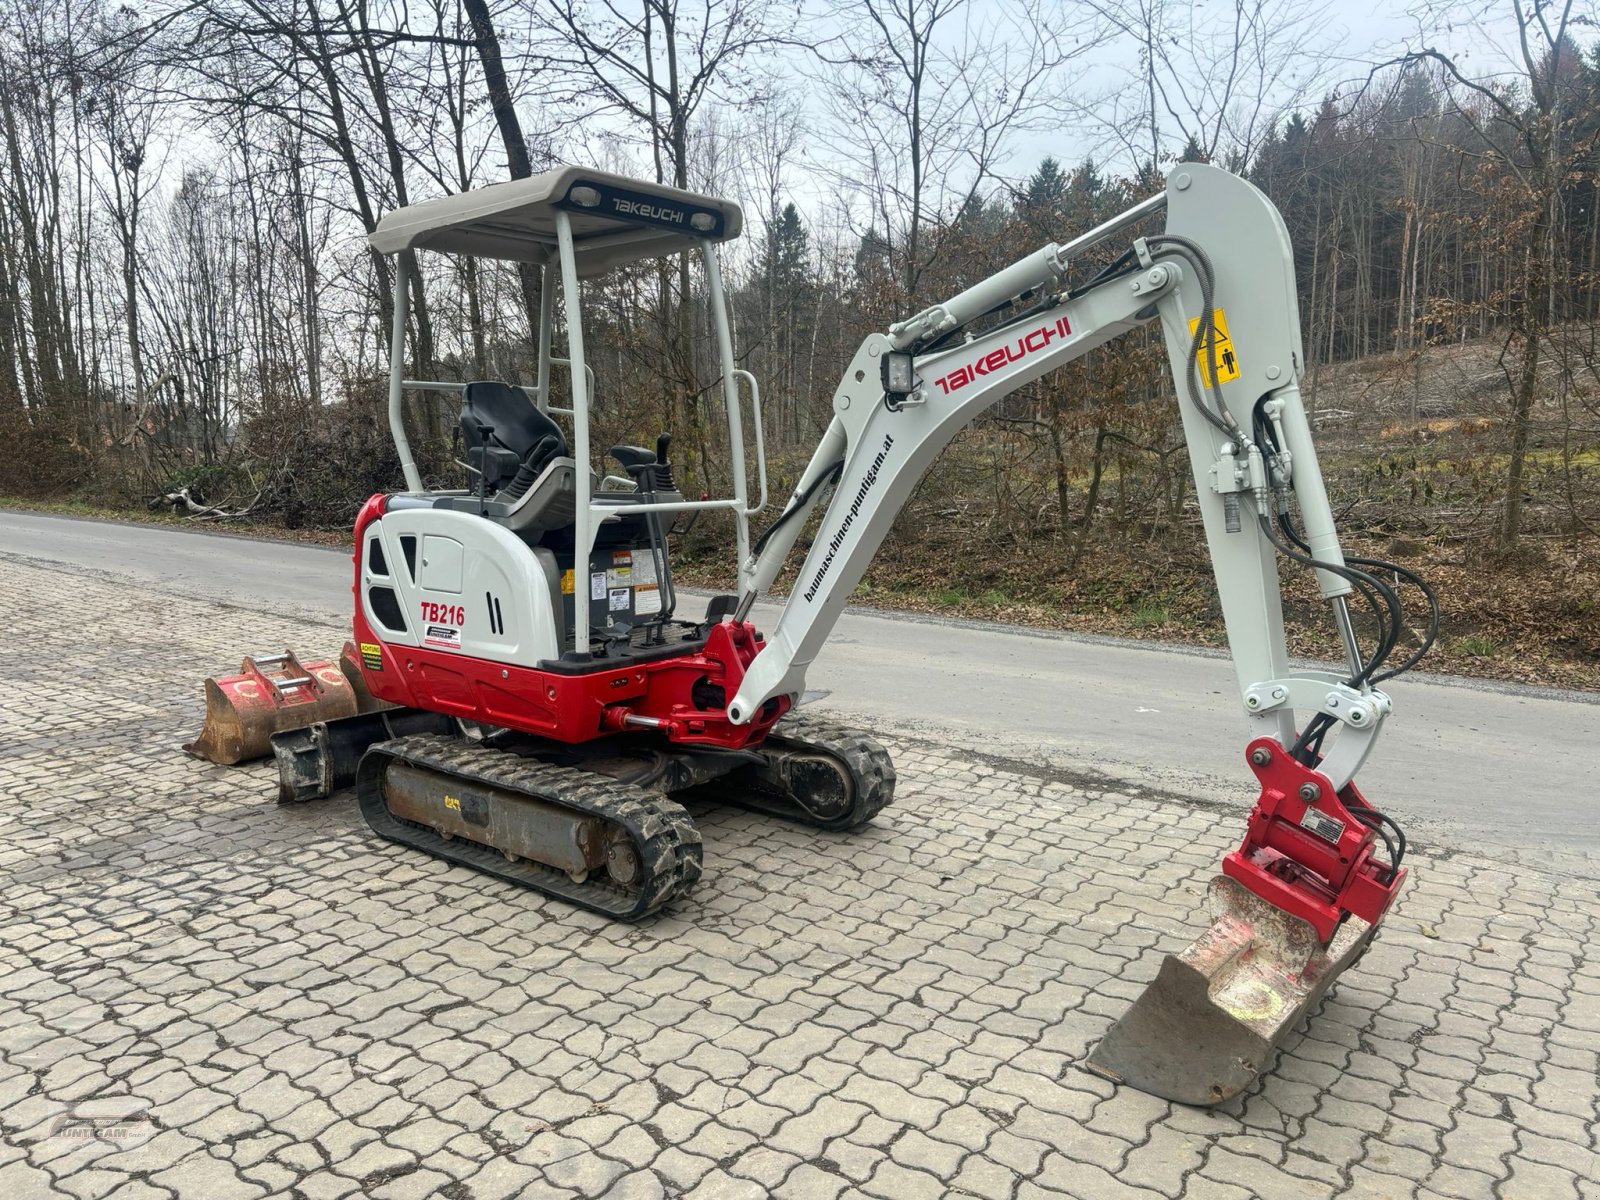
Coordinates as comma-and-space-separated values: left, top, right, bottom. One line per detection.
1086, 875, 1379, 1106
184, 647, 375, 765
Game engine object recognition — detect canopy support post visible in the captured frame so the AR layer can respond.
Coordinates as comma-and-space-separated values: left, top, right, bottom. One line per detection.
387, 254, 421, 493
555, 210, 595, 654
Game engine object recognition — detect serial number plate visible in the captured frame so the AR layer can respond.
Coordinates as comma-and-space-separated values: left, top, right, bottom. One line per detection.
1300, 807, 1345, 843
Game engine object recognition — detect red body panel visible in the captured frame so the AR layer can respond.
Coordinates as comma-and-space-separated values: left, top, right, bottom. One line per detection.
1223, 735, 1405, 942
350, 496, 786, 749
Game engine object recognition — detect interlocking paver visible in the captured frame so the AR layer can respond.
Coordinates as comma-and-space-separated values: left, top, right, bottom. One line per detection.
2, 553, 1597, 1199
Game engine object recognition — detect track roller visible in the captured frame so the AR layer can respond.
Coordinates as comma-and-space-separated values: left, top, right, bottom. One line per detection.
356, 734, 701, 919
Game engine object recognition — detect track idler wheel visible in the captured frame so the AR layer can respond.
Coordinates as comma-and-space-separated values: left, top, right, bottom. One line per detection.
720, 712, 896, 831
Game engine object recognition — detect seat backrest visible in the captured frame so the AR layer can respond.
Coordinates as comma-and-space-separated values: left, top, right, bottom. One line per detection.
460, 382, 569, 490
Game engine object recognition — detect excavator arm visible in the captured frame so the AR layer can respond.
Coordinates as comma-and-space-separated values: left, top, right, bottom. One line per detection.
727, 163, 1435, 1104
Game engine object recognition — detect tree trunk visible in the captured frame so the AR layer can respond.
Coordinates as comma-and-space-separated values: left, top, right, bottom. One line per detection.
1070, 424, 1110, 569
1499, 205, 1551, 551
462, 0, 542, 339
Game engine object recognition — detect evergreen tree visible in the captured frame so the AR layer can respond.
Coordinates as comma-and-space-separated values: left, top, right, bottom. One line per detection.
1022, 157, 1069, 216
767, 203, 811, 303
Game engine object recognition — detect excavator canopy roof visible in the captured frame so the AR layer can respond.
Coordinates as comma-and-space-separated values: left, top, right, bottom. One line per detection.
367, 166, 743, 276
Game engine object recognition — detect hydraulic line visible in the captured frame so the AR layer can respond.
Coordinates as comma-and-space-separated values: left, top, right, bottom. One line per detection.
1257, 513, 1403, 687
1251, 393, 1440, 686
750, 459, 845, 557
1348, 804, 1400, 879
918, 247, 1143, 356
1145, 235, 1237, 438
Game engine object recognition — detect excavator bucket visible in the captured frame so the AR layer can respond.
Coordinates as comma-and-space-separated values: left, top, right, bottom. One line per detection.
184, 648, 369, 765
1086, 875, 1378, 1106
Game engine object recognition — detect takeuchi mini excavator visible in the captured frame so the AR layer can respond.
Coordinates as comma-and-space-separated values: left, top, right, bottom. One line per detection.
189, 162, 1437, 1106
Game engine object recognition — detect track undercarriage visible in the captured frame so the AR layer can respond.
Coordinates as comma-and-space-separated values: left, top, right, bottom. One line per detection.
274, 711, 895, 920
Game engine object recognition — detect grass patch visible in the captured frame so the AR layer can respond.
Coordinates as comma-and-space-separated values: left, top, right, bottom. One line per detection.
1454, 633, 1502, 657
1129, 601, 1171, 628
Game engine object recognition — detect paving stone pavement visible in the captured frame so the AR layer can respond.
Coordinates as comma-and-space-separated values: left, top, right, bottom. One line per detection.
1, 552, 1597, 1200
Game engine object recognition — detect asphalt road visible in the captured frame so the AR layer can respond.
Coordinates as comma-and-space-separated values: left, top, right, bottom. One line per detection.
4, 508, 1594, 867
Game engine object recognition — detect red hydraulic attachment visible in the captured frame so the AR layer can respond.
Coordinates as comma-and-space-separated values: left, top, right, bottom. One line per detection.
1222, 736, 1405, 943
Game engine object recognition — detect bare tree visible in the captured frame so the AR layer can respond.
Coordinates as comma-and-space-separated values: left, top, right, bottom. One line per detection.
526, 0, 792, 479
1084, 0, 1339, 168
817, 0, 1089, 305
1390, 0, 1595, 550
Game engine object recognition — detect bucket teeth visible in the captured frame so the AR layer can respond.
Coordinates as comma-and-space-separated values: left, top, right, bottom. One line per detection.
1086, 876, 1381, 1105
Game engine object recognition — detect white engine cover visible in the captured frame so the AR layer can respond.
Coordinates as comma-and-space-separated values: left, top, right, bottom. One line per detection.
360, 506, 563, 666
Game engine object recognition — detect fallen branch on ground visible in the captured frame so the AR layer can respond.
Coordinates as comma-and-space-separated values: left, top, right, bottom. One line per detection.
148, 486, 264, 521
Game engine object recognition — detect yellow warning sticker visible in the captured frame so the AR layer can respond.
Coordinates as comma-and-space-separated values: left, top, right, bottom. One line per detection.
359, 641, 383, 671
561, 569, 575, 595
1188, 308, 1241, 387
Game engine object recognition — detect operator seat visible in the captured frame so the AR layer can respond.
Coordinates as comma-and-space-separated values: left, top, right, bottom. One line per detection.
449, 383, 686, 542
450, 380, 582, 535
460, 381, 569, 495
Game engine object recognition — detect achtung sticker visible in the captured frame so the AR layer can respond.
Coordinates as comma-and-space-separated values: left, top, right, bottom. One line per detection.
1188, 308, 1241, 387
359, 641, 383, 671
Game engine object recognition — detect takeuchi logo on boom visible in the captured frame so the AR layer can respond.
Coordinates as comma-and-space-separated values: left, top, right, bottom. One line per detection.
932, 316, 1073, 395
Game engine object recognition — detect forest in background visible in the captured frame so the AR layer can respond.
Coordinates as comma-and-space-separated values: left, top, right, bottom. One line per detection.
1, 0, 1597, 685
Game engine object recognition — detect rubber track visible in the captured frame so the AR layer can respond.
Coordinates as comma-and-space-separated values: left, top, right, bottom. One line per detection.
729, 712, 897, 832
357, 734, 702, 920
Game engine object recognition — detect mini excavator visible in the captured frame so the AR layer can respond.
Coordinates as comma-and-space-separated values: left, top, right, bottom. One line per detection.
189, 163, 1436, 1105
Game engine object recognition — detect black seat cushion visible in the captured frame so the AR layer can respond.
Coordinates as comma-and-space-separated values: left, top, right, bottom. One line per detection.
460, 382, 569, 492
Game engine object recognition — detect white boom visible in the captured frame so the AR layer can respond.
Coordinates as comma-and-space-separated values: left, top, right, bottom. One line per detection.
728, 164, 1388, 794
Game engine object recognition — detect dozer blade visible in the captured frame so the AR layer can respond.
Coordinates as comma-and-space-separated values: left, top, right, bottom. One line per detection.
184, 649, 361, 765
272, 708, 456, 803
1086, 875, 1377, 1106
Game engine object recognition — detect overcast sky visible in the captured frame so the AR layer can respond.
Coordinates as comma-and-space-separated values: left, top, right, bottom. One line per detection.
765, 0, 1586, 235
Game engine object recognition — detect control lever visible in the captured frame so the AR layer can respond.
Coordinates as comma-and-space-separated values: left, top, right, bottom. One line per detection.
471, 419, 494, 514
653, 433, 679, 494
